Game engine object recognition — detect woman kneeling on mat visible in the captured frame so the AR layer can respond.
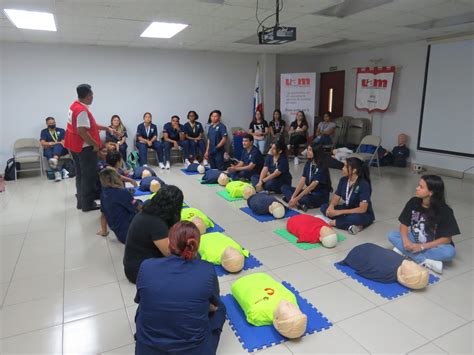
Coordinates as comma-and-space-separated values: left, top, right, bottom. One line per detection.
135, 221, 226, 355
281, 144, 331, 212
320, 157, 375, 234
388, 175, 459, 274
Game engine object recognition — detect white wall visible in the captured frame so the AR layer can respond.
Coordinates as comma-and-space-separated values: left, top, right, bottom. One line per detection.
0, 43, 260, 169
278, 41, 473, 173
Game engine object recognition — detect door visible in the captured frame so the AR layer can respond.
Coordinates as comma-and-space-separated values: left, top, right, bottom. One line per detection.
319, 71, 345, 118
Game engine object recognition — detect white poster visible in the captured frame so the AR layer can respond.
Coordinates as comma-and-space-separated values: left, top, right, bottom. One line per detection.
355, 66, 395, 113
280, 73, 316, 134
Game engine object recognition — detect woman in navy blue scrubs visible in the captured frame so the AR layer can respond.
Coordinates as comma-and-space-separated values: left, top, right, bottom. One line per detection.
134, 221, 226, 355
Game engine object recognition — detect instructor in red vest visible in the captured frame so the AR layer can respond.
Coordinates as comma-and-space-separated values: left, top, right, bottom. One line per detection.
65, 84, 116, 212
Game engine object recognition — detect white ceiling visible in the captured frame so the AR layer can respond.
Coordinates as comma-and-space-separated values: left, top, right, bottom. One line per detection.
0, 0, 473, 54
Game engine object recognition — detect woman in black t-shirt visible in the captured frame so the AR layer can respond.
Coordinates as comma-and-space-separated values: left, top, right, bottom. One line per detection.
288, 111, 308, 165
248, 110, 269, 154
388, 175, 459, 274
269, 109, 286, 144
123, 185, 183, 283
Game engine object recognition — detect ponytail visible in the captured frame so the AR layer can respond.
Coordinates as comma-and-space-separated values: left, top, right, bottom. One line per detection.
168, 221, 201, 261
346, 157, 371, 189
310, 143, 332, 192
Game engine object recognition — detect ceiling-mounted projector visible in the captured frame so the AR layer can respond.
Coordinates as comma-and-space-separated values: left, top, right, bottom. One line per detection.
257, 0, 296, 45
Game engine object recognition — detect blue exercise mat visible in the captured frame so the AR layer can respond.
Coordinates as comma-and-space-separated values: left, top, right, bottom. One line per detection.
239, 207, 300, 222
334, 263, 440, 300
221, 281, 332, 352
180, 168, 208, 175
207, 223, 225, 233
132, 187, 152, 197
214, 254, 262, 277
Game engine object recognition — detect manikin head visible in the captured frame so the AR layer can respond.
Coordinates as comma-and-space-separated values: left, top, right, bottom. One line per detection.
319, 226, 338, 248
273, 300, 307, 339
269, 201, 285, 219
197, 165, 206, 174
218, 173, 229, 186
397, 260, 429, 289
191, 216, 207, 235
398, 133, 408, 146
141, 169, 152, 178
242, 185, 256, 200
221, 247, 244, 273
149, 180, 161, 193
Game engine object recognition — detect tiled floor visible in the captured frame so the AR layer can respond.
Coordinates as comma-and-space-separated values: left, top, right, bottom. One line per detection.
0, 164, 472, 354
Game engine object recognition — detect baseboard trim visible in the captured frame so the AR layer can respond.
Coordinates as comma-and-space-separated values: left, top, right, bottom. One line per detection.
410, 163, 474, 180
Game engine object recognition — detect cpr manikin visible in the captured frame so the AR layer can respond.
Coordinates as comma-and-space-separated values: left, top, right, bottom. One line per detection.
149, 179, 161, 193
397, 260, 429, 289
221, 247, 245, 273
181, 208, 215, 232
242, 185, 256, 200
218, 173, 230, 186
247, 192, 287, 219
141, 169, 152, 178
287, 214, 338, 247
197, 165, 206, 174
139, 176, 165, 193
231, 273, 307, 339
319, 226, 338, 248
191, 216, 206, 235
269, 202, 285, 219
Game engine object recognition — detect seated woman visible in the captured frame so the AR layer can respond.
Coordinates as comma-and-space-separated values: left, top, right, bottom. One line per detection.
313, 112, 336, 146
281, 144, 331, 212
227, 134, 263, 181
106, 151, 137, 187
320, 157, 375, 234
183, 110, 206, 165
136, 112, 164, 168
135, 221, 226, 355
251, 140, 292, 194
269, 109, 286, 144
388, 175, 459, 274
248, 110, 269, 154
162, 115, 185, 169
288, 110, 308, 165
98, 168, 141, 243
106, 114, 128, 162
123, 185, 183, 283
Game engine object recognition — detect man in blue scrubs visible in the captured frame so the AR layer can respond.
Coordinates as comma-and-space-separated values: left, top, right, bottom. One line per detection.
136, 112, 164, 168
204, 110, 228, 170
162, 115, 185, 169
40, 117, 68, 170
227, 133, 263, 181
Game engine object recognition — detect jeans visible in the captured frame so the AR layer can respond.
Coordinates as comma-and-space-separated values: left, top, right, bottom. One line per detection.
118, 143, 128, 162
387, 230, 456, 263
320, 203, 374, 230
72, 146, 98, 211
281, 185, 328, 208
184, 140, 206, 160
43, 144, 68, 160
312, 135, 332, 146
163, 141, 185, 163
137, 141, 163, 165
254, 139, 266, 154
251, 175, 288, 194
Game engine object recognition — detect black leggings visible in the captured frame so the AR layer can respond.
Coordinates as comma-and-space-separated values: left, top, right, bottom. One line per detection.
289, 134, 307, 157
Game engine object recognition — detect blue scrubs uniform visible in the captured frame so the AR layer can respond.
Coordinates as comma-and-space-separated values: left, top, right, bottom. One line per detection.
207, 123, 228, 170
230, 145, 263, 181
136, 123, 163, 165
106, 128, 128, 161
183, 121, 205, 159
135, 255, 226, 355
281, 161, 331, 208
320, 176, 375, 230
251, 154, 292, 193
40, 127, 68, 159
162, 122, 185, 163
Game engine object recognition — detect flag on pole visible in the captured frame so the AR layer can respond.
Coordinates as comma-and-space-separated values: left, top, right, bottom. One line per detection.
253, 62, 263, 113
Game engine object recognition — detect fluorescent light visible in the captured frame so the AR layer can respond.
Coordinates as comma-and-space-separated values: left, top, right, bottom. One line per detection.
140, 22, 188, 39
4, 9, 56, 31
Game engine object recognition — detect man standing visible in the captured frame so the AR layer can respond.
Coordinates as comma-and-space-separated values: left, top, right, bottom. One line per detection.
204, 110, 228, 170
65, 84, 116, 212
40, 116, 68, 181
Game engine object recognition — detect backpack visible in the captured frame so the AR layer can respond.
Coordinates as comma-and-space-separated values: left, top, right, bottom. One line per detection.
127, 151, 140, 170
61, 159, 76, 178
4, 158, 18, 181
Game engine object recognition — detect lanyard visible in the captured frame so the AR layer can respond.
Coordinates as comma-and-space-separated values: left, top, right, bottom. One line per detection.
50, 129, 58, 142
145, 125, 151, 138
308, 163, 318, 182
191, 123, 196, 133
345, 177, 358, 206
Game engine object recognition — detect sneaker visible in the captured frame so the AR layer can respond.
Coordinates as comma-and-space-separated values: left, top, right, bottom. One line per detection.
423, 259, 443, 274
159, 162, 165, 169
54, 171, 62, 182
392, 247, 404, 256
348, 225, 361, 235
185, 159, 191, 167
193, 160, 199, 164
294, 157, 299, 165
143, 164, 148, 167
48, 158, 58, 169
203, 159, 209, 167
165, 161, 170, 170
62, 169, 69, 179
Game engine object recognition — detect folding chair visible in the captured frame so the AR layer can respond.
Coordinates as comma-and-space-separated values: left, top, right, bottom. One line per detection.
354, 135, 382, 176
13, 138, 44, 180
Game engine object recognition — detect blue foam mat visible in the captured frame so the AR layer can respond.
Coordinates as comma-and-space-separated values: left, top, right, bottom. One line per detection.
132, 187, 152, 197
180, 168, 208, 175
220, 281, 332, 352
240, 207, 300, 222
214, 254, 262, 277
334, 262, 440, 300
207, 223, 225, 233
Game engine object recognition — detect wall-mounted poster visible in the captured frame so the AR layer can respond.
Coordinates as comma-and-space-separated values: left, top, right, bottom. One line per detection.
355, 66, 395, 113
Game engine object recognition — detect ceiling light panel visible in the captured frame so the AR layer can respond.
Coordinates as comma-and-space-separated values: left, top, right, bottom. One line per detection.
140, 22, 188, 38
4, 9, 56, 31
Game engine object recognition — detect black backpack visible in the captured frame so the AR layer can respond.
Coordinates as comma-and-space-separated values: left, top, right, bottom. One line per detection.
4, 158, 18, 181
62, 159, 76, 178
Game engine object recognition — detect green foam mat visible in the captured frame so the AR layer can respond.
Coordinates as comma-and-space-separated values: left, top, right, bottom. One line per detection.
274, 228, 346, 250
216, 189, 243, 201
197, 178, 220, 187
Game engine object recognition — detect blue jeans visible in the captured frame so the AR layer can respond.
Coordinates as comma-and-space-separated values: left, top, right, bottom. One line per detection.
320, 203, 374, 230
254, 139, 266, 154
251, 175, 288, 194
137, 141, 163, 165
43, 144, 68, 159
281, 185, 329, 209
312, 135, 332, 146
118, 143, 128, 162
388, 230, 456, 263
163, 141, 185, 163
184, 140, 206, 160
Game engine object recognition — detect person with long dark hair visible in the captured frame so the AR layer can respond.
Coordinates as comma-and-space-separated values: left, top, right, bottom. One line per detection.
388, 175, 459, 274
248, 110, 268, 154
106, 114, 128, 161
269, 109, 286, 144
320, 157, 375, 234
288, 110, 308, 165
123, 185, 183, 283
281, 144, 331, 212
251, 139, 292, 194
134, 221, 226, 355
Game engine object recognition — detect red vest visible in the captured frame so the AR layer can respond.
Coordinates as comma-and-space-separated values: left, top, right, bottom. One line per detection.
287, 214, 330, 244
64, 101, 102, 153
